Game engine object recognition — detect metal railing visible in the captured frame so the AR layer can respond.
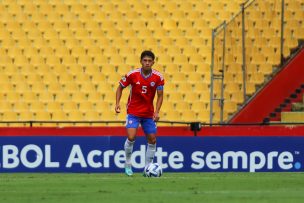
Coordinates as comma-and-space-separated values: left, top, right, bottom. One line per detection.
209, 0, 302, 124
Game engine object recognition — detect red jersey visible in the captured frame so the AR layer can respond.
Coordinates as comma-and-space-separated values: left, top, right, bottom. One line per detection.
119, 68, 165, 118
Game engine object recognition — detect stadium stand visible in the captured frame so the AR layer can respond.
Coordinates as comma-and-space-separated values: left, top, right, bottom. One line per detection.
0, 0, 303, 126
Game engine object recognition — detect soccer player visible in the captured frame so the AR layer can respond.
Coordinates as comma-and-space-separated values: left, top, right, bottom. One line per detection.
115, 50, 164, 176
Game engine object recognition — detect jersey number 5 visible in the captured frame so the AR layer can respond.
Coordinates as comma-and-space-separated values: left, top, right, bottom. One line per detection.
142, 86, 147, 94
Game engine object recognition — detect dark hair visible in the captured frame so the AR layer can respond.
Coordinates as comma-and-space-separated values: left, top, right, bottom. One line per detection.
140, 50, 155, 60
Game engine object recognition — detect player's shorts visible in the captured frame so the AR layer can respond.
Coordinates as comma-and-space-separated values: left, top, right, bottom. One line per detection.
126, 114, 157, 134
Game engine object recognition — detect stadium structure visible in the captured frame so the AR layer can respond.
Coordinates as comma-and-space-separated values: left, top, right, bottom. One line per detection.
0, 0, 304, 202
0, 0, 302, 126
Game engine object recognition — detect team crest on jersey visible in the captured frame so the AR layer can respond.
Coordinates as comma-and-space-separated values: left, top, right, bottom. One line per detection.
129, 120, 133, 124
150, 82, 155, 87
122, 77, 126, 82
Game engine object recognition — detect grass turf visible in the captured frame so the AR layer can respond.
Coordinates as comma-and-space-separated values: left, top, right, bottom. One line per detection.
0, 173, 303, 203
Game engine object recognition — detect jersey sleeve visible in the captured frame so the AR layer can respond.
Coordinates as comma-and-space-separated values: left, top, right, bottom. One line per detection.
156, 75, 165, 90
119, 74, 131, 88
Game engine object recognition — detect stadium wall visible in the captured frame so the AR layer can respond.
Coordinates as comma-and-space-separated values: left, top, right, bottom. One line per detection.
0, 126, 304, 173
230, 48, 304, 123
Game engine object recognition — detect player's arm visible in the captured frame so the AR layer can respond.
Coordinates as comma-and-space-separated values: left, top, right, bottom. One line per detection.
116, 75, 130, 113
153, 88, 163, 121
115, 84, 124, 113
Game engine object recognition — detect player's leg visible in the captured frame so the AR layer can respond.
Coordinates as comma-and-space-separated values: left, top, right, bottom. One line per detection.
124, 128, 137, 170
124, 114, 139, 176
141, 118, 157, 167
145, 133, 156, 166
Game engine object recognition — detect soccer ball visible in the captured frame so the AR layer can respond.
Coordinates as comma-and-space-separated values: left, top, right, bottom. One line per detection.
144, 163, 163, 177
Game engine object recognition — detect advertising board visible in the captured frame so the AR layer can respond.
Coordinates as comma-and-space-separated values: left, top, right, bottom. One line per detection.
0, 135, 303, 172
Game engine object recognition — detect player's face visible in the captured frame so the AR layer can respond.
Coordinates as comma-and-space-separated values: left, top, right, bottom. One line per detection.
140, 56, 154, 71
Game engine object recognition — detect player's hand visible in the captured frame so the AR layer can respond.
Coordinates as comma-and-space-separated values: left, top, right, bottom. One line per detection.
153, 112, 160, 121
115, 104, 121, 113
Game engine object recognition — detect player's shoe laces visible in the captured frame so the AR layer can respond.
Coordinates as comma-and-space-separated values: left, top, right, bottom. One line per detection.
125, 166, 133, 176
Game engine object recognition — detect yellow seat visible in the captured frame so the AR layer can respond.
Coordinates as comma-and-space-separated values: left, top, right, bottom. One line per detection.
30, 82, 45, 93
62, 82, 79, 92
86, 92, 102, 102
79, 82, 96, 92
67, 111, 84, 121
0, 83, 14, 92
6, 92, 21, 101
230, 92, 245, 104
177, 82, 192, 92
175, 102, 190, 111
93, 55, 108, 65
161, 101, 175, 112
2, 112, 18, 121
191, 101, 209, 112
107, 73, 123, 84
101, 111, 117, 120
157, 54, 172, 65
181, 110, 197, 122
282, 112, 304, 123
163, 64, 179, 73
187, 72, 203, 83
84, 64, 100, 74
13, 55, 29, 66
95, 81, 112, 92
46, 83, 62, 93
224, 101, 238, 113
184, 92, 200, 101
21, 92, 38, 101
77, 55, 92, 65
173, 55, 188, 64
95, 101, 110, 110
18, 112, 34, 121
62, 101, 78, 111
119, 47, 135, 56
71, 92, 87, 101
35, 111, 51, 120
171, 72, 187, 82
84, 111, 101, 120
78, 101, 94, 112
165, 110, 180, 121
190, 54, 207, 66
125, 55, 139, 65
140, 10, 154, 19
180, 64, 196, 72
153, 29, 167, 39
162, 19, 177, 30
171, 10, 186, 19
51, 111, 68, 121
197, 110, 210, 122
58, 73, 74, 83
90, 74, 107, 86
30, 101, 45, 111
168, 92, 183, 101
45, 56, 61, 66
73, 73, 91, 82
46, 102, 62, 112
0, 102, 13, 111
103, 92, 116, 102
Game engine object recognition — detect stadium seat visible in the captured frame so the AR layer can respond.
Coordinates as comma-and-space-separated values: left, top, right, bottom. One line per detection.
0, 0, 300, 126
281, 112, 304, 123
165, 110, 180, 121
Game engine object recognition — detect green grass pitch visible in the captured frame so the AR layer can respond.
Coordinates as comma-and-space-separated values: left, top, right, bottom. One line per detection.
0, 173, 303, 203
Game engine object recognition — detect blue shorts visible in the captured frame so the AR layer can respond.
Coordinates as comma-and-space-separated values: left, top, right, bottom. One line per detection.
126, 114, 157, 134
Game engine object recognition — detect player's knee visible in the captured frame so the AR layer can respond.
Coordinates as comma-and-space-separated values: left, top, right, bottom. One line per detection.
127, 134, 136, 142
147, 136, 156, 144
